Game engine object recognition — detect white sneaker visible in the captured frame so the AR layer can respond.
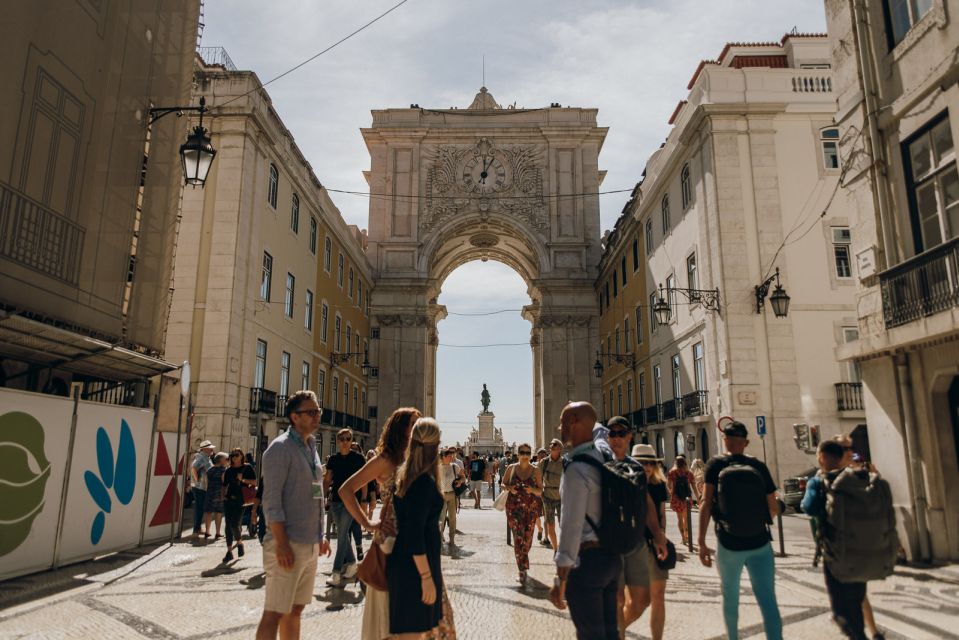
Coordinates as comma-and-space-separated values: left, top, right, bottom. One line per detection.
343, 562, 358, 579
326, 572, 344, 587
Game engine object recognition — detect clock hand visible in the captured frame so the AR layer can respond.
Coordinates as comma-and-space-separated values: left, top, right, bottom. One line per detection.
480, 155, 494, 183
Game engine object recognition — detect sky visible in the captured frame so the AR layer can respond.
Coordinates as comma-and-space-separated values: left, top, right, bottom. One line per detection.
201, 0, 828, 445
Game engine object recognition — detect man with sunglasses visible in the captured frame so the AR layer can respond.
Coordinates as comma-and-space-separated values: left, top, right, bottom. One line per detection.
324, 428, 367, 587
256, 391, 331, 640
538, 438, 565, 551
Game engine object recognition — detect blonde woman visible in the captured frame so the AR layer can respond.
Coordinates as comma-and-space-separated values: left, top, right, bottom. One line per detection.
690, 458, 706, 505
339, 408, 420, 640
388, 417, 446, 638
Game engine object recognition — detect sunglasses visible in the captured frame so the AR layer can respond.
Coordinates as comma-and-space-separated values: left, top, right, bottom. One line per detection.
640, 461, 656, 467
294, 409, 321, 418
608, 430, 630, 438
337, 436, 352, 442
518, 450, 532, 455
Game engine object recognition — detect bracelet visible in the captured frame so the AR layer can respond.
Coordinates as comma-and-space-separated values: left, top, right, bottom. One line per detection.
419, 572, 432, 579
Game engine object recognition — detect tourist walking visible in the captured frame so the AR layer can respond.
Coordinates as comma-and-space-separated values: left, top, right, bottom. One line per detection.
190, 440, 215, 538
538, 438, 564, 550
222, 447, 256, 563
439, 448, 465, 546
388, 417, 446, 638
255, 391, 331, 640
698, 421, 782, 640
325, 428, 367, 587
468, 452, 486, 508
549, 403, 667, 640
502, 442, 543, 585
623, 444, 670, 640
690, 458, 706, 504
205, 452, 228, 539
667, 455, 696, 544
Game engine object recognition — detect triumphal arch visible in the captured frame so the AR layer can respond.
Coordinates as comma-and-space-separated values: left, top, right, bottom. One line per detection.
363, 88, 606, 446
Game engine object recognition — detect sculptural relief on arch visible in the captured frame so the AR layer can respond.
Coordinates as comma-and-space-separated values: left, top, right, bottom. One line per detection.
363, 87, 607, 446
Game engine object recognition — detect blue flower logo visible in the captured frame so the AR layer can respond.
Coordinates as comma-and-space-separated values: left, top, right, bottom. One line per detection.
84, 419, 136, 544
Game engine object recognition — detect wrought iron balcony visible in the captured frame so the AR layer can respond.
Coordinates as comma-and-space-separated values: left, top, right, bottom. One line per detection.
631, 409, 646, 429
835, 382, 864, 412
250, 387, 277, 415
880, 237, 959, 329
681, 390, 708, 418
321, 408, 334, 425
645, 405, 661, 425
275, 394, 288, 418
661, 399, 679, 422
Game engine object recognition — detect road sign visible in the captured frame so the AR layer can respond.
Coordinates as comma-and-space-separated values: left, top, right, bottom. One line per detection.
756, 415, 767, 437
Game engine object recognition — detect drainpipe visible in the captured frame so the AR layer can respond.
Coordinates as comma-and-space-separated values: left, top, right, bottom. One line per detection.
895, 352, 931, 561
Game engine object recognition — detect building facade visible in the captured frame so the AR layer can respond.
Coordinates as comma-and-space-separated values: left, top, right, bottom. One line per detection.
0, 1, 200, 396
604, 34, 864, 478
166, 52, 373, 458
825, 0, 959, 561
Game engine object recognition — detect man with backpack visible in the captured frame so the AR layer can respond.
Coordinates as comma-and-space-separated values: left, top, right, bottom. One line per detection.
538, 438, 565, 550
549, 402, 667, 640
698, 421, 782, 640
802, 439, 897, 640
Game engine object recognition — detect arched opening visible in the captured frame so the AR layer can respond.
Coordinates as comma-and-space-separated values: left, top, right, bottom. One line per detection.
674, 430, 686, 457
434, 260, 533, 451
699, 427, 709, 460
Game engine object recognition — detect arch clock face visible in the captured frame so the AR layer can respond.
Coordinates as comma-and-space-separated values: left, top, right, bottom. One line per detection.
462, 154, 507, 193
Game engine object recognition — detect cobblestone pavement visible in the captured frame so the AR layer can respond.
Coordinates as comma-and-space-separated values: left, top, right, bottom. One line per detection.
1, 490, 957, 639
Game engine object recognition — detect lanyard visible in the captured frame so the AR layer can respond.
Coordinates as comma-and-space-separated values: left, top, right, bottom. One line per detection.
288, 429, 318, 479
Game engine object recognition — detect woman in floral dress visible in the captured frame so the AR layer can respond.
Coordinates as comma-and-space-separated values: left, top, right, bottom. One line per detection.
501, 442, 543, 586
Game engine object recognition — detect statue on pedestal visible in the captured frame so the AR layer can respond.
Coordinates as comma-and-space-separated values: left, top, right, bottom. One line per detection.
481, 383, 491, 413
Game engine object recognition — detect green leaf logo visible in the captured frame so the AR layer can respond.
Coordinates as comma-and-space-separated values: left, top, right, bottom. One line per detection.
0, 412, 51, 557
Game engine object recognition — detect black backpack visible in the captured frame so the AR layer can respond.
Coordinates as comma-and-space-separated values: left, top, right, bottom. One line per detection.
715, 456, 769, 538
673, 473, 692, 500
570, 453, 647, 554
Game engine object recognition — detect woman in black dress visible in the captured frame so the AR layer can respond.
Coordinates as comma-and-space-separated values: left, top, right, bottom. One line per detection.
387, 417, 444, 638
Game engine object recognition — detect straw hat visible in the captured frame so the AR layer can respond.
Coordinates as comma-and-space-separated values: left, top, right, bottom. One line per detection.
631, 443, 662, 461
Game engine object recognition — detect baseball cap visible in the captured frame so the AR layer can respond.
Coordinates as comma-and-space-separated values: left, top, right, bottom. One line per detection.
607, 416, 630, 429
722, 421, 748, 438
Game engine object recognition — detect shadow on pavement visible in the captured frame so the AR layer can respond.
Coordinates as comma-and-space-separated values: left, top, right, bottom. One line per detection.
201, 563, 242, 577
240, 571, 266, 589
316, 585, 364, 611
519, 575, 551, 600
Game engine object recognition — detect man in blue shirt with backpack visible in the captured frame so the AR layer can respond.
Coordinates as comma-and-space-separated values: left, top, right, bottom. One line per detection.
698, 421, 782, 640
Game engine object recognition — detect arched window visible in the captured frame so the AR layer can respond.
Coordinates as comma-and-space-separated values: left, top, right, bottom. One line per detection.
820, 127, 840, 169
661, 194, 670, 234
267, 164, 278, 208
290, 193, 300, 233
681, 163, 691, 209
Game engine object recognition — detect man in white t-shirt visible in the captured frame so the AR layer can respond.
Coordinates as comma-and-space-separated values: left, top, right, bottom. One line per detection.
438, 448, 466, 546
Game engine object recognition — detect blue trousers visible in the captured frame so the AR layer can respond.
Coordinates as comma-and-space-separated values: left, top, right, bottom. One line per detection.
565, 548, 622, 640
331, 501, 356, 572
715, 541, 783, 640
191, 488, 206, 533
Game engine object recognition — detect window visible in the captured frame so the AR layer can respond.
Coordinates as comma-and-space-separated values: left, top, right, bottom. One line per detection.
343, 380, 349, 413
280, 352, 290, 396
666, 274, 677, 318
620, 256, 627, 287
267, 164, 278, 208
686, 252, 699, 300
645, 219, 653, 253
671, 354, 681, 399
635, 306, 643, 346
318, 369, 326, 405
905, 115, 957, 251
361, 389, 367, 415
632, 239, 639, 271
674, 431, 686, 457
332, 376, 339, 410
681, 163, 692, 209
821, 128, 840, 169
843, 327, 862, 382
324, 237, 332, 272
609, 388, 614, 418
337, 253, 345, 287
615, 326, 621, 355
653, 365, 662, 405
321, 303, 329, 343
301, 361, 310, 391
649, 292, 658, 332
254, 339, 267, 387
346, 324, 352, 357
661, 195, 670, 234
304, 290, 314, 330
693, 342, 705, 391
626, 379, 633, 412
309, 217, 317, 254
353, 386, 358, 415
260, 252, 272, 300
612, 276, 618, 299
348, 268, 355, 299
604, 282, 610, 308
617, 384, 623, 415
357, 281, 363, 308
334, 315, 342, 351
290, 193, 300, 233
656, 433, 665, 458
284, 273, 295, 318
365, 289, 371, 316
832, 227, 853, 278
624, 317, 631, 350
885, 0, 933, 46
606, 336, 612, 366
639, 372, 646, 408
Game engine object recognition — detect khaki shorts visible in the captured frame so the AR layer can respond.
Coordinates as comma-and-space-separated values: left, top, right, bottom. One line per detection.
542, 497, 561, 525
263, 538, 318, 614
621, 542, 668, 588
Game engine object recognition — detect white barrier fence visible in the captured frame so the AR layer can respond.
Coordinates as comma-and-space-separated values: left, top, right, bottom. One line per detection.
0, 387, 186, 580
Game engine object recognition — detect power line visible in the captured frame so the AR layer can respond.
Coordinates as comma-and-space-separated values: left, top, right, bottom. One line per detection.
325, 187, 634, 202
217, 0, 413, 108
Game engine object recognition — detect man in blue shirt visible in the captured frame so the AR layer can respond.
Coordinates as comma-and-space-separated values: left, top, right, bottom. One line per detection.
255, 391, 331, 640
801, 439, 869, 640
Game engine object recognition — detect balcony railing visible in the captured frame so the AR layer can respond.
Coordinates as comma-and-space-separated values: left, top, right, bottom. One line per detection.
681, 390, 708, 417
645, 405, 661, 425
196, 46, 237, 71
880, 237, 959, 329
661, 399, 679, 422
275, 394, 288, 418
250, 387, 277, 415
835, 382, 864, 412
80, 380, 150, 408
630, 409, 646, 429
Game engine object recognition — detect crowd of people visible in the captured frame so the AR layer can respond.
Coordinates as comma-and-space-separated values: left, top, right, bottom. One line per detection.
187, 391, 893, 640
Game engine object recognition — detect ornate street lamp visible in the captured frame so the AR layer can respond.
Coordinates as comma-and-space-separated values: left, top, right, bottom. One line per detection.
150, 96, 216, 188
652, 289, 672, 326
755, 267, 791, 318
593, 350, 636, 378
652, 283, 721, 327
332, 349, 372, 378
